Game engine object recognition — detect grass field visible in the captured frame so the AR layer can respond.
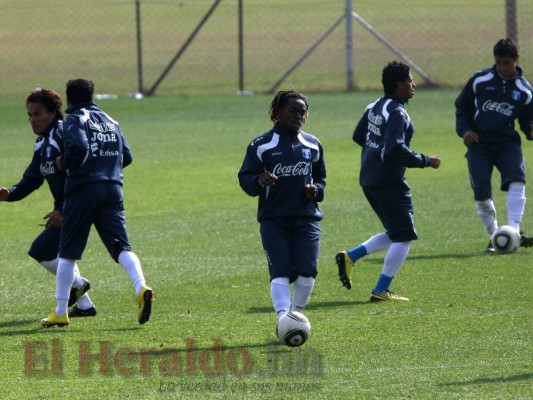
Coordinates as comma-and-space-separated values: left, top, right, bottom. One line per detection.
0, 89, 532, 399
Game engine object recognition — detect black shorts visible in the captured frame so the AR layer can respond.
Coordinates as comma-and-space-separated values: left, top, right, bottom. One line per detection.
28, 226, 60, 262
466, 142, 526, 200
59, 183, 132, 262
259, 218, 321, 282
363, 181, 418, 242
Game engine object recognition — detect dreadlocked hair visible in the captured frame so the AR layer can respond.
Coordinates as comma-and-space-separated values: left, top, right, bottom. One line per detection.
268, 87, 308, 123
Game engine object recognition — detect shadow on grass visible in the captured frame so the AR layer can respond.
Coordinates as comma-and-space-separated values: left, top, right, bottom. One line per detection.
248, 300, 367, 314
440, 372, 533, 386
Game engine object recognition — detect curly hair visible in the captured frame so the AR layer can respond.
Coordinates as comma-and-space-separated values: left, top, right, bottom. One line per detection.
268, 88, 308, 123
381, 61, 410, 95
25, 88, 64, 120
66, 78, 95, 105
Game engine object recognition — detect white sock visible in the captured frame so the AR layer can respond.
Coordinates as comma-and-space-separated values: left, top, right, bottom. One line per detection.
56, 258, 75, 316
362, 232, 392, 254
382, 241, 411, 277
291, 276, 315, 312
507, 182, 526, 231
476, 199, 498, 235
271, 277, 290, 318
76, 294, 94, 309
39, 258, 86, 289
118, 251, 146, 296
40, 258, 58, 274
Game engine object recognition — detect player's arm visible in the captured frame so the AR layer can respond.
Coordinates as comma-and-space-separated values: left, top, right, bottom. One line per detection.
60, 116, 90, 170
353, 110, 369, 147
307, 143, 326, 202
455, 79, 478, 141
238, 145, 275, 197
384, 112, 431, 169
518, 91, 533, 141
121, 132, 133, 167
3, 152, 44, 202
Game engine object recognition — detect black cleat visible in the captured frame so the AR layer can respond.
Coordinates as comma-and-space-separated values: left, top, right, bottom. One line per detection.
519, 231, 533, 247
68, 279, 91, 307
335, 251, 353, 289
485, 240, 495, 253
68, 306, 97, 318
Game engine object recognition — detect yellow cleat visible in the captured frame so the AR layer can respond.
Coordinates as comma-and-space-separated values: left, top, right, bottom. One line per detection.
370, 290, 409, 302
335, 251, 353, 289
41, 310, 69, 327
136, 286, 154, 324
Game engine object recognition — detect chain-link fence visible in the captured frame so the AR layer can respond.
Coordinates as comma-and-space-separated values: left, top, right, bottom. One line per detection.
1, 0, 532, 98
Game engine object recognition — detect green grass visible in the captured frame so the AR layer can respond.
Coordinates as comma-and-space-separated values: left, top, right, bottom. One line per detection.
0, 90, 532, 399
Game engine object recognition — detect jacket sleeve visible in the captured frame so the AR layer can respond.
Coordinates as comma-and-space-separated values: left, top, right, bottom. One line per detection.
353, 110, 369, 147
238, 144, 264, 197
455, 77, 476, 137
121, 132, 133, 168
61, 114, 90, 170
6, 152, 44, 202
311, 142, 326, 202
384, 110, 429, 168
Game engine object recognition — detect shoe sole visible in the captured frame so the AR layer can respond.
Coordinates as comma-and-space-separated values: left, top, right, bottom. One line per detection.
370, 294, 409, 302
138, 289, 153, 324
42, 321, 69, 328
335, 253, 352, 290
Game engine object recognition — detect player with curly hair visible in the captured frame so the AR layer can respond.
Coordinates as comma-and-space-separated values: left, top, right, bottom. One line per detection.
0, 88, 96, 317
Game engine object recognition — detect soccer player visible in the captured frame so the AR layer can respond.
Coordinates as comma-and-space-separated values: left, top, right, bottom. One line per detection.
455, 38, 533, 252
0, 88, 96, 317
336, 61, 441, 302
40, 79, 153, 327
238, 89, 326, 320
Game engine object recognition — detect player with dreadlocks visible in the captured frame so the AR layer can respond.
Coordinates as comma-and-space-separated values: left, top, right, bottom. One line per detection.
238, 88, 326, 322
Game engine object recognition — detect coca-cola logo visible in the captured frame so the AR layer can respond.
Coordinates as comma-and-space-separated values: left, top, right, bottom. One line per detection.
272, 162, 310, 176
482, 100, 514, 116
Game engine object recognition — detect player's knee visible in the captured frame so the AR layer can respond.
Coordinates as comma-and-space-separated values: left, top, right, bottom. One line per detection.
295, 275, 315, 286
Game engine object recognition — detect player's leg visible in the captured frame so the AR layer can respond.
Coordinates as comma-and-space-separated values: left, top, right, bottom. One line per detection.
467, 146, 498, 248
335, 187, 392, 290
94, 183, 152, 324
42, 187, 95, 326
260, 219, 293, 319
496, 142, 532, 246
370, 181, 416, 302
291, 218, 320, 312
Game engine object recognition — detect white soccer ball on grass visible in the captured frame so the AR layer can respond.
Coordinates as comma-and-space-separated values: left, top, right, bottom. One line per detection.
491, 225, 520, 254
276, 311, 311, 347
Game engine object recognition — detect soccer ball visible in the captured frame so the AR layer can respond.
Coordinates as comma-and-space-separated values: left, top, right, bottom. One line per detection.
275, 311, 311, 347
491, 225, 520, 254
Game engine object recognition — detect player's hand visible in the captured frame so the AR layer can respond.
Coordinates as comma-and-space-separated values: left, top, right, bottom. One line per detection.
528, 129, 533, 141
304, 183, 317, 200
428, 155, 441, 169
258, 171, 278, 188
462, 130, 479, 146
0, 187, 10, 201
44, 210, 62, 228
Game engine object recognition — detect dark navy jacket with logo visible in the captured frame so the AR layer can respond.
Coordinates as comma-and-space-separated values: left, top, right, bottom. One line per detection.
238, 124, 326, 222
455, 65, 533, 144
353, 95, 430, 188
59, 102, 132, 194
7, 119, 65, 211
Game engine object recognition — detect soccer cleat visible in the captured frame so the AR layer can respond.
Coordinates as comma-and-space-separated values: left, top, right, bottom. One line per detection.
519, 231, 533, 247
485, 240, 495, 253
370, 290, 409, 302
68, 279, 91, 307
41, 310, 69, 327
69, 306, 97, 318
136, 286, 154, 324
335, 251, 353, 289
